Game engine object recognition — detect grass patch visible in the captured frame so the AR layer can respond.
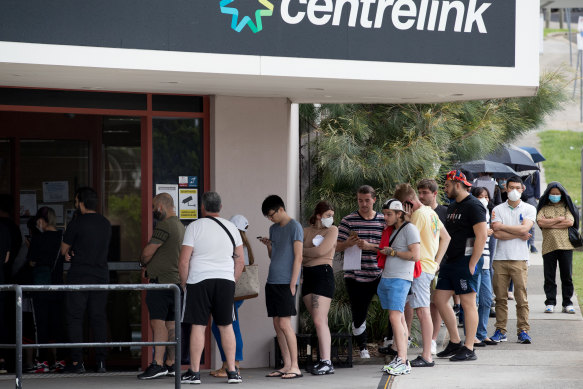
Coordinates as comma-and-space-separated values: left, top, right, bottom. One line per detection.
544, 28, 569, 38
539, 130, 583, 311
538, 130, 583, 206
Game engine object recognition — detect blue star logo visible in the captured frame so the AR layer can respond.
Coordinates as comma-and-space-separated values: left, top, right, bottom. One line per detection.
219, 0, 274, 33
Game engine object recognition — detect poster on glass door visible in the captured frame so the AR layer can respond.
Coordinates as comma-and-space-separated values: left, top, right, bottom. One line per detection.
179, 189, 198, 220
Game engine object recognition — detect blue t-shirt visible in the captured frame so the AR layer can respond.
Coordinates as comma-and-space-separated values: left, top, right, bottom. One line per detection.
267, 219, 303, 284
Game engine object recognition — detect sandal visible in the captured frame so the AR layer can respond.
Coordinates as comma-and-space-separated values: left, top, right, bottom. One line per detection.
265, 370, 285, 377
410, 356, 435, 367
212, 368, 227, 378
281, 372, 303, 379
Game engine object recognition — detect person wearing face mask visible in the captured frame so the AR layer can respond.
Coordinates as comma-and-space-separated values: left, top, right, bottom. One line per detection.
468, 187, 496, 347
26, 207, 66, 373
138, 193, 185, 380
536, 182, 578, 314
302, 201, 338, 375
489, 176, 536, 345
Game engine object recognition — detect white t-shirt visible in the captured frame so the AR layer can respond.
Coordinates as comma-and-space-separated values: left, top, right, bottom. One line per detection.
492, 201, 536, 261
182, 217, 243, 284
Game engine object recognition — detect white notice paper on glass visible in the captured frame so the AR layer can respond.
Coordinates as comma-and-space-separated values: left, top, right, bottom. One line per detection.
343, 245, 362, 271
43, 181, 69, 203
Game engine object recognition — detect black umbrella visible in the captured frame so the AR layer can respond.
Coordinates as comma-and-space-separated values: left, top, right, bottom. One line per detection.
459, 160, 520, 178
484, 147, 540, 172
519, 146, 546, 163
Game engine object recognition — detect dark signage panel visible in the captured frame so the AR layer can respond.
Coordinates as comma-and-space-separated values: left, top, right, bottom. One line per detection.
0, 0, 515, 67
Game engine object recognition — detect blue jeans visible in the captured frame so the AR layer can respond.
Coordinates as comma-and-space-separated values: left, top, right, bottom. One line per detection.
211, 300, 243, 361
476, 269, 493, 341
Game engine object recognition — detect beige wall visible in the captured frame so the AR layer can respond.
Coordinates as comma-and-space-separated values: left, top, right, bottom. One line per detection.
210, 95, 299, 368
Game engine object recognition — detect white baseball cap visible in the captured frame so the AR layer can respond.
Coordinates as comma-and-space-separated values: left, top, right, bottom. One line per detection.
230, 215, 249, 231
382, 199, 404, 212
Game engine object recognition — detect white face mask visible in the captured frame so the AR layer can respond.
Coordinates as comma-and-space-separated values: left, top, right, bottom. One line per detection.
479, 198, 489, 208
507, 189, 521, 202
321, 216, 334, 228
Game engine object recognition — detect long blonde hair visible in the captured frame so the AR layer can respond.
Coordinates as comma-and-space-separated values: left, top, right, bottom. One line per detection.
239, 230, 255, 265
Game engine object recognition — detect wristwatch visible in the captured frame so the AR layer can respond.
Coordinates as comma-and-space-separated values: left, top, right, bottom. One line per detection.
391, 249, 396, 257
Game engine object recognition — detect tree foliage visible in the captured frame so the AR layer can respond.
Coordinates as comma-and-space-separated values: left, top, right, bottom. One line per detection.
302, 71, 569, 221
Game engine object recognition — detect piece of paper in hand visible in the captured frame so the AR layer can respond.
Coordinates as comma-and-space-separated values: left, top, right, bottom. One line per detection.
343, 245, 362, 271
312, 234, 325, 247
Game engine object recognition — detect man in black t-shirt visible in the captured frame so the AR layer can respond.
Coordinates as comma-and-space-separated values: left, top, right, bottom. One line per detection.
434, 171, 487, 362
61, 187, 111, 374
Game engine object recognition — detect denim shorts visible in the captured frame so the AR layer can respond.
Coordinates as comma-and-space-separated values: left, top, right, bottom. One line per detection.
377, 278, 412, 312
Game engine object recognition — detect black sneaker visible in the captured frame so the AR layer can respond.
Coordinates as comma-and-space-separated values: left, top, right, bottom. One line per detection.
165, 363, 175, 377
181, 369, 201, 385
64, 362, 85, 374
378, 346, 398, 356
449, 346, 477, 361
453, 304, 461, 316
138, 362, 168, 380
95, 361, 106, 373
226, 369, 242, 384
311, 360, 334, 375
436, 341, 462, 358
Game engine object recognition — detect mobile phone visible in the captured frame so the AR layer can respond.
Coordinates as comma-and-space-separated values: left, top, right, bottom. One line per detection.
349, 230, 358, 238
404, 201, 414, 208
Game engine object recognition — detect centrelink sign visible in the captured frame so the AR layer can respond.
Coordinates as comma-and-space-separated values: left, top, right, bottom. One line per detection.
1, 0, 515, 67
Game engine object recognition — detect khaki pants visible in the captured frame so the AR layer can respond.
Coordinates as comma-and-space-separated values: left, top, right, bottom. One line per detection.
492, 260, 530, 335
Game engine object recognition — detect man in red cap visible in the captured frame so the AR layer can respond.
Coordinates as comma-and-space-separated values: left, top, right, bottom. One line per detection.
434, 170, 488, 362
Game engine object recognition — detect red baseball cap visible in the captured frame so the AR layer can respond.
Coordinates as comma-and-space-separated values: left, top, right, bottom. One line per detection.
446, 170, 472, 187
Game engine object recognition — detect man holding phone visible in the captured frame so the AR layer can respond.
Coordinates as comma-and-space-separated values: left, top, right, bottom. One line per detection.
336, 185, 385, 358
259, 195, 304, 379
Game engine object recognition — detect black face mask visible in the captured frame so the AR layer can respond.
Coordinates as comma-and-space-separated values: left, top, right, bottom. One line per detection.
153, 210, 165, 221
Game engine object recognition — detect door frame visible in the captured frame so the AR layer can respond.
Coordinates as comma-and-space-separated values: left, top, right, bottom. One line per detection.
0, 87, 212, 370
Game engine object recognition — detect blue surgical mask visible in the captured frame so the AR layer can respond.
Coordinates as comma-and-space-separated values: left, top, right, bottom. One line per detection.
498, 180, 506, 188
549, 194, 561, 203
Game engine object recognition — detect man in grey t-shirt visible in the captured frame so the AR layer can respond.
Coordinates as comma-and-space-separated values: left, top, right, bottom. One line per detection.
259, 195, 303, 379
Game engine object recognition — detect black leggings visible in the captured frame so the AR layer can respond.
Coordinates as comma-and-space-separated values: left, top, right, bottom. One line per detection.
344, 277, 380, 350
543, 250, 574, 307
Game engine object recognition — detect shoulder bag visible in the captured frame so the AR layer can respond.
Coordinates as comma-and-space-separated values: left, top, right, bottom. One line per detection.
206, 216, 260, 300
568, 226, 583, 249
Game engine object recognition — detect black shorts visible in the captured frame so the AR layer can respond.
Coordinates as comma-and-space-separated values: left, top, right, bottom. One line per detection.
436, 256, 483, 295
301, 265, 335, 299
182, 279, 235, 326
146, 288, 181, 321
265, 283, 297, 318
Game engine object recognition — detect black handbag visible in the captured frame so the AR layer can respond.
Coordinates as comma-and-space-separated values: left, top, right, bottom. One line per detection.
568, 226, 583, 248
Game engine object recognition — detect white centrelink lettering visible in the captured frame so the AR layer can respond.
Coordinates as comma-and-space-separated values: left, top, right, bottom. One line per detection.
392, 0, 417, 30
281, 0, 307, 24
427, 0, 440, 31
307, 0, 333, 26
438, 1, 464, 32
332, 0, 360, 27
373, 0, 395, 28
464, 0, 491, 33
360, 0, 376, 28
417, 0, 429, 30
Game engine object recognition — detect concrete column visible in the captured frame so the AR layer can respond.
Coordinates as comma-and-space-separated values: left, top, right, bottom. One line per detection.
210, 95, 300, 368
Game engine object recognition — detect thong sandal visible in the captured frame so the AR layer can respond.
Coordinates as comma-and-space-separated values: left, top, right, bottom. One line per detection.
265, 370, 286, 377
282, 372, 303, 379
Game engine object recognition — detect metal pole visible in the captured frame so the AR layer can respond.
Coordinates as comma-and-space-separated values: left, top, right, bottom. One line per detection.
568, 9, 573, 66
15, 285, 22, 389
574, 51, 581, 98
173, 284, 182, 389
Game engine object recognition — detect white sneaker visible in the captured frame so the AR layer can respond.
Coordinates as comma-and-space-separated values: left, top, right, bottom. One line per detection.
359, 349, 370, 359
563, 305, 576, 314
544, 305, 554, 313
431, 340, 437, 355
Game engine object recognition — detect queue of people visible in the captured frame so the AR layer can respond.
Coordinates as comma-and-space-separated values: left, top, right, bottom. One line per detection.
0, 169, 578, 383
